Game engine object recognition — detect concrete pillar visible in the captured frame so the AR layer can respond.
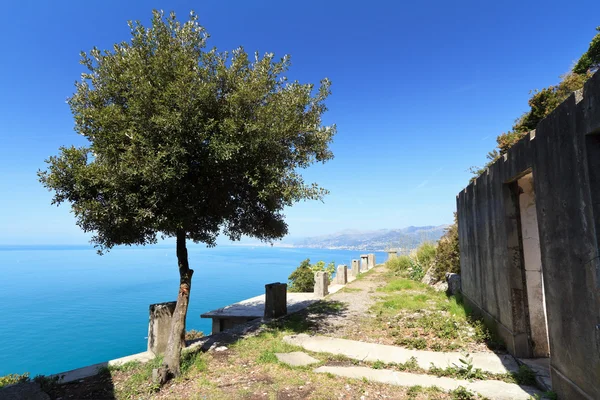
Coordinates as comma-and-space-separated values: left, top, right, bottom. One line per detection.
351, 259, 360, 277
336, 265, 348, 284
367, 253, 376, 269
264, 282, 287, 318
386, 250, 398, 261
314, 271, 329, 297
360, 255, 368, 271
148, 301, 176, 355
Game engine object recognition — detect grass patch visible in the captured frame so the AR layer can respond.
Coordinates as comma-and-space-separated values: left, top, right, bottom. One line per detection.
368, 274, 498, 352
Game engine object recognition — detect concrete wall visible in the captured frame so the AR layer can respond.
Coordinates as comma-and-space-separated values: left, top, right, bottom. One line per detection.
457, 71, 600, 399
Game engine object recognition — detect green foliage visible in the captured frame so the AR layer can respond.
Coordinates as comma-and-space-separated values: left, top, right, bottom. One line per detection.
185, 329, 204, 341
287, 258, 334, 292
511, 365, 536, 386
0, 373, 30, 388
113, 356, 163, 397
311, 260, 335, 280
450, 386, 478, 400
432, 214, 460, 281
385, 243, 436, 282
180, 350, 207, 374
452, 354, 486, 380
386, 255, 412, 276
415, 242, 436, 266
574, 27, 600, 74
287, 259, 314, 292
38, 9, 336, 252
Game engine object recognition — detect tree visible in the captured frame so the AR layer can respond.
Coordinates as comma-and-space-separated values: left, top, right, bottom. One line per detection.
38, 10, 336, 382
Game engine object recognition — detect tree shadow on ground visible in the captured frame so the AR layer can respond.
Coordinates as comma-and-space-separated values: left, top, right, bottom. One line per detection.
36, 369, 116, 400
190, 299, 348, 352
267, 300, 349, 334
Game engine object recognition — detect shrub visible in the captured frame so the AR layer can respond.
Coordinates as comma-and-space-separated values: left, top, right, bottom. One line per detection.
415, 242, 436, 266
386, 255, 412, 276
0, 373, 30, 389
433, 214, 460, 281
288, 259, 314, 292
288, 259, 335, 292
408, 258, 425, 281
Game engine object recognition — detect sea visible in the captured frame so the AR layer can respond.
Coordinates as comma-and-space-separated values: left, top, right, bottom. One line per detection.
0, 244, 385, 377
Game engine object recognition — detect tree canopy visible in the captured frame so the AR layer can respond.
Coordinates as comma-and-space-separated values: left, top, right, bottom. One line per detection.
39, 10, 336, 251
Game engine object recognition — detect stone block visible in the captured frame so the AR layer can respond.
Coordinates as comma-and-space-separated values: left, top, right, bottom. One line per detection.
367, 253, 376, 269
314, 271, 329, 297
351, 259, 360, 277
336, 265, 348, 285
446, 273, 461, 296
265, 282, 287, 318
360, 255, 368, 271
148, 301, 177, 356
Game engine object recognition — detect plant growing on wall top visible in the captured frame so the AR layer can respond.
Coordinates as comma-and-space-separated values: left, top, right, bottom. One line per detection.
38, 10, 335, 383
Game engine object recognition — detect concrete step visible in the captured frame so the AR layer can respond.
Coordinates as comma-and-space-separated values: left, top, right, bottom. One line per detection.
284, 334, 519, 374
314, 365, 541, 400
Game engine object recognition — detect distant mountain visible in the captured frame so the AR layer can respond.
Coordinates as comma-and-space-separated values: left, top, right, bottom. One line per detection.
288, 225, 448, 252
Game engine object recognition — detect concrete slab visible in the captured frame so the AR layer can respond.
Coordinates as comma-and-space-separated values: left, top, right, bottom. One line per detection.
285, 334, 519, 374
201, 293, 318, 319
519, 357, 552, 391
314, 366, 540, 400
0, 382, 50, 400
275, 352, 320, 367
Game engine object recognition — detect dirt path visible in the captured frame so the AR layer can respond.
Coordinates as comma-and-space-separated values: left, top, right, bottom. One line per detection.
303, 267, 389, 340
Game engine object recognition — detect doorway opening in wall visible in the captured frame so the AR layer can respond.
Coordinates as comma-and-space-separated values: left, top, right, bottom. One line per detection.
516, 173, 551, 379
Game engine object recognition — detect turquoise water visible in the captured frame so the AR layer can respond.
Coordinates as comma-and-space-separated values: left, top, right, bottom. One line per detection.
0, 244, 385, 376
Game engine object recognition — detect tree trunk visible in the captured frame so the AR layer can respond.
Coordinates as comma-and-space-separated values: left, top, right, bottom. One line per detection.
158, 229, 194, 383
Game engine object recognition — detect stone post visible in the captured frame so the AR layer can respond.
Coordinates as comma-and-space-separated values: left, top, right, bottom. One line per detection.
360, 255, 369, 271
148, 301, 177, 356
264, 282, 287, 318
368, 253, 376, 269
446, 273, 462, 296
336, 265, 348, 285
314, 271, 329, 297
386, 249, 398, 261
351, 259, 360, 277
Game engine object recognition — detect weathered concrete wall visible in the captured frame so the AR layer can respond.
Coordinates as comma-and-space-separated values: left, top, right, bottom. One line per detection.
457, 71, 600, 399
148, 301, 176, 355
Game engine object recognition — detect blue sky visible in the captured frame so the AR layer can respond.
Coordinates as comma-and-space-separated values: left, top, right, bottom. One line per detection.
0, 0, 598, 244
